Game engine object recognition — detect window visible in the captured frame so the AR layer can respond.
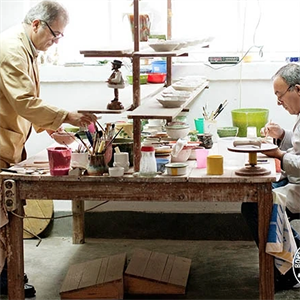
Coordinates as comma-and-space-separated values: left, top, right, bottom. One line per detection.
1, 0, 300, 63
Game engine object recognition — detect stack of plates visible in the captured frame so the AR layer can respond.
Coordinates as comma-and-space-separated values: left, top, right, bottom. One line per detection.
172, 76, 206, 91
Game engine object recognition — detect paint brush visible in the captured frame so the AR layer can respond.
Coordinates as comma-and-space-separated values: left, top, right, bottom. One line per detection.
75, 133, 93, 155
102, 127, 123, 154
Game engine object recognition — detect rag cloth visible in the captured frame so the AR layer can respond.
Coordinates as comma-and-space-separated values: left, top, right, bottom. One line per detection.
266, 189, 297, 275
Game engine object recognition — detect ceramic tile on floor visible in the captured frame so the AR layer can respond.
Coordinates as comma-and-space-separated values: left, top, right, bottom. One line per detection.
3, 238, 294, 300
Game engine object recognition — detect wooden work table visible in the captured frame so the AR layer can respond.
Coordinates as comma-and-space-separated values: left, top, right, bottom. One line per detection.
0, 155, 276, 300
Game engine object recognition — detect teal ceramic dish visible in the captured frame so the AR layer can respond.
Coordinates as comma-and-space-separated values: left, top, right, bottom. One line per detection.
231, 108, 269, 137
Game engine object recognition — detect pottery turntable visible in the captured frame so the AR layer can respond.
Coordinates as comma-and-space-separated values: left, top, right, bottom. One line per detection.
227, 139, 278, 176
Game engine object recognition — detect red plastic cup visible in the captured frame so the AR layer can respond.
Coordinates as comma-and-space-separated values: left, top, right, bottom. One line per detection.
47, 147, 72, 175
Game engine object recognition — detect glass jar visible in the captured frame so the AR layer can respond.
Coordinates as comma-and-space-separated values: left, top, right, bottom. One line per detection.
139, 145, 157, 177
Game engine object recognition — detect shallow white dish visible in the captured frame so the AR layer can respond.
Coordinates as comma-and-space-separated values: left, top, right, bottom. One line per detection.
148, 42, 179, 52
172, 82, 197, 91
157, 98, 187, 108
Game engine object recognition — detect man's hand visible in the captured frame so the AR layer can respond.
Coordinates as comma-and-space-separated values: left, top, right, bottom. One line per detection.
64, 112, 97, 127
260, 122, 285, 139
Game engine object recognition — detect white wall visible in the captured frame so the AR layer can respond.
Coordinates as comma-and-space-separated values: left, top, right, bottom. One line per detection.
27, 61, 296, 212
27, 61, 296, 158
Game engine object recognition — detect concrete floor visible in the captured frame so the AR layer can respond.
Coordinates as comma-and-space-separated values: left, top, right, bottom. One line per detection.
1, 237, 299, 300
1, 211, 300, 300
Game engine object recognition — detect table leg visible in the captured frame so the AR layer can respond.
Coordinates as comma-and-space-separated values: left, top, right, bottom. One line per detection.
258, 184, 274, 300
72, 200, 85, 244
6, 198, 24, 300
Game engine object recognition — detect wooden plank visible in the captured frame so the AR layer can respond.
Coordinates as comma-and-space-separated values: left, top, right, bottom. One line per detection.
169, 256, 191, 287
79, 50, 133, 57
78, 259, 101, 289
143, 251, 168, 281
160, 254, 176, 283
97, 257, 109, 285
60, 262, 85, 293
125, 248, 151, 277
105, 253, 127, 282
127, 81, 209, 120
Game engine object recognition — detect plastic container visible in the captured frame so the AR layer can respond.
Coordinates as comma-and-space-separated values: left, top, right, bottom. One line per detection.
152, 60, 167, 73
139, 145, 157, 177
47, 147, 72, 175
147, 73, 166, 83
127, 74, 148, 85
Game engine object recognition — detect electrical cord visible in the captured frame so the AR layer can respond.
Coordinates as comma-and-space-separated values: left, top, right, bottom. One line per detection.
11, 200, 109, 221
204, 0, 264, 70
11, 200, 109, 246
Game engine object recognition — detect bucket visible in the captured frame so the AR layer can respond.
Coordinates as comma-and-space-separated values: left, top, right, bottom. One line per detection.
47, 147, 72, 176
152, 60, 166, 74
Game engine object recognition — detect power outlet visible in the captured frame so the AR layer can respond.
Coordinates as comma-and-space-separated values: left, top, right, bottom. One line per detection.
3, 179, 17, 211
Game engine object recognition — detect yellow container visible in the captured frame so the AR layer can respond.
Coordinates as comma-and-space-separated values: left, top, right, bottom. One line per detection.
207, 155, 223, 175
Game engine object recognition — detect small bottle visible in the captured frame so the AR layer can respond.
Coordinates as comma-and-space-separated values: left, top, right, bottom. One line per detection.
139, 145, 157, 177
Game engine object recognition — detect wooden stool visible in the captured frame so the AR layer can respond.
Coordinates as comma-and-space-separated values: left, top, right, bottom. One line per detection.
60, 253, 126, 299
124, 248, 191, 295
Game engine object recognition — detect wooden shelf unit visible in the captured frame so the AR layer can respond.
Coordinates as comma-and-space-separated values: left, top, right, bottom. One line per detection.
80, 0, 207, 171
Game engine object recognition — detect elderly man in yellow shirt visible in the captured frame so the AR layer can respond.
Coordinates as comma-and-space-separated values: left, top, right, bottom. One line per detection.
0, 1, 97, 297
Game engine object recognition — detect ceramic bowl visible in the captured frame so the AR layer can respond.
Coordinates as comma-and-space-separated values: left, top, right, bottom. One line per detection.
148, 42, 179, 52
217, 126, 239, 138
165, 124, 190, 139
165, 163, 188, 176
108, 166, 124, 177
156, 98, 187, 108
171, 148, 192, 162
231, 108, 269, 137
51, 132, 75, 145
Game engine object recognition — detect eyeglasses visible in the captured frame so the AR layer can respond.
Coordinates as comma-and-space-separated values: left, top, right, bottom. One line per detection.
277, 85, 294, 104
40, 20, 64, 40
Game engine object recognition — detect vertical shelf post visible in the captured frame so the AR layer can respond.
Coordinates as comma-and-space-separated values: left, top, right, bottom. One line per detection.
166, 0, 172, 86
133, 0, 142, 171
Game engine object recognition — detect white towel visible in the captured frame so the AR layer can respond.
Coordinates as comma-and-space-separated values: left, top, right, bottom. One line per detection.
266, 190, 297, 275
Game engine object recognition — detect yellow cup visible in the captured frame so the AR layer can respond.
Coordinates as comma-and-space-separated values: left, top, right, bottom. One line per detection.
207, 155, 223, 175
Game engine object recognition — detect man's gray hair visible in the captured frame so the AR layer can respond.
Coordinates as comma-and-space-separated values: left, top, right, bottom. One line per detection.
24, 1, 69, 26
273, 63, 300, 87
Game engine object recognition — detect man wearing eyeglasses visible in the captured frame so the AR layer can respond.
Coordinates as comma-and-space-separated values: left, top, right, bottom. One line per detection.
0, 1, 97, 297
242, 63, 300, 291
